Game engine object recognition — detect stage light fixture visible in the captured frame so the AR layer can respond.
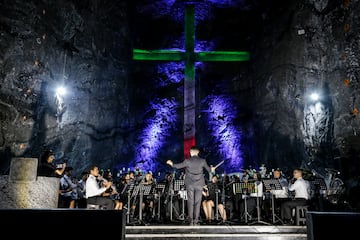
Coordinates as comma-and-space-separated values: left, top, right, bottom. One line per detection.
56, 86, 66, 96
310, 93, 319, 101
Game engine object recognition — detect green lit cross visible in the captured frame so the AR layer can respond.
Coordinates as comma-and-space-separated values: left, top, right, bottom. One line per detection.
133, 3, 250, 159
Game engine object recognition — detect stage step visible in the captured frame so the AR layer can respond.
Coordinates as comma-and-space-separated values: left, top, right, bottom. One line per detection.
125, 225, 307, 240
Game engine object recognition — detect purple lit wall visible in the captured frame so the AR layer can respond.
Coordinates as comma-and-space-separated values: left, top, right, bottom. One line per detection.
129, 0, 246, 174
204, 94, 244, 173
134, 98, 179, 173
133, 61, 183, 173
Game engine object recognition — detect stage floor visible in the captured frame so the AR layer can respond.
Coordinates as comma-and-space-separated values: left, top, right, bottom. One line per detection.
125, 224, 308, 240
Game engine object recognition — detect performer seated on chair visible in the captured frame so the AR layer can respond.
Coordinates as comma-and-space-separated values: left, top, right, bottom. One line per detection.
280, 168, 310, 225
100, 169, 123, 210
85, 165, 115, 210
58, 166, 78, 208
263, 168, 289, 220
202, 174, 227, 224
140, 172, 156, 221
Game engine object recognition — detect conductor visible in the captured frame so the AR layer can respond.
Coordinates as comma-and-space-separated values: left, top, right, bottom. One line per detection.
166, 146, 215, 225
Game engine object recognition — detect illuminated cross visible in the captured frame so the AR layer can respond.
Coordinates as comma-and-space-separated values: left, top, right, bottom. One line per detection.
133, 3, 250, 159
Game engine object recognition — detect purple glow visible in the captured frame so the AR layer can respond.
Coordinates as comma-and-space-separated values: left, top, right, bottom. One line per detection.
205, 94, 243, 172
157, 62, 184, 85
137, 1, 214, 23
134, 98, 178, 172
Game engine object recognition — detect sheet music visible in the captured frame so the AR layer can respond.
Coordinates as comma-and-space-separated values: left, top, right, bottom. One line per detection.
174, 179, 185, 191
233, 181, 256, 195
263, 179, 288, 198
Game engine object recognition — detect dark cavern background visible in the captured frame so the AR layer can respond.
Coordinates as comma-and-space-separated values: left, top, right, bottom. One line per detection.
0, 0, 359, 210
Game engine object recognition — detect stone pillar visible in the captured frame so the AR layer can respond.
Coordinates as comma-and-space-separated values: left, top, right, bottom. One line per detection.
0, 157, 60, 209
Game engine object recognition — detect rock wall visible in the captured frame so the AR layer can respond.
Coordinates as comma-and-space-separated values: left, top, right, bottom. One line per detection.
0, 158, 59, 209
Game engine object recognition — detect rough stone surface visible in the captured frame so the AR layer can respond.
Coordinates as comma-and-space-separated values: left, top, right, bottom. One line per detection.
0, 157, 59, 208
0, 0, 359, 209
0, 175, 59, 209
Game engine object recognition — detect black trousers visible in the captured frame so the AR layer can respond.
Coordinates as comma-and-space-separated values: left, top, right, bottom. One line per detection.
87, 196, 115, 210
280, 198, 307, 220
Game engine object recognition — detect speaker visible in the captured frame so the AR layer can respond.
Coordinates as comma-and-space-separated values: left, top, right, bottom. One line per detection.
307, 211, 360, 240
0, 209, 126, 239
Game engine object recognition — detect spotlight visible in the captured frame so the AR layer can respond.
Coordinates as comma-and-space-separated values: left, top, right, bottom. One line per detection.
56, 86, 66, 96
310, 93, 319, 101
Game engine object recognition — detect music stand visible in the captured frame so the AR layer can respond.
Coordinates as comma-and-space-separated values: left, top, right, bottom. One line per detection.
174, 180, 186, 220
311, 177, 327, 195
138, 184, 153, 222
233, 182, 255, 223
208, 183, 219, 220
249, 181, 271, 226
174, 180, 184, 191
263, 179, 283, 224
128, 184, 141, 224
154, 183, 166, 221
126, 182, 136, 224
163, 178, 180, 222
155, 183, 166, 195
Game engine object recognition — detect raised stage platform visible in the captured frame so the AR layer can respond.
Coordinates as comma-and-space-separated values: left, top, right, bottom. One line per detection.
1, 209, 359, 240
125, 210, 360, 240
126, 225, 307, 240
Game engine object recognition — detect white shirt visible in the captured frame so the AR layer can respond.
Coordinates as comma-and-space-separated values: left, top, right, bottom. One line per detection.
288, 177, 310, 200
85, 174, 107, 198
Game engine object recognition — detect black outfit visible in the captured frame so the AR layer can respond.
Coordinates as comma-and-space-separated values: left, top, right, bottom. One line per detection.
172, 155, 211, 225
37, 162, 60, 177
204, 181, 219, 202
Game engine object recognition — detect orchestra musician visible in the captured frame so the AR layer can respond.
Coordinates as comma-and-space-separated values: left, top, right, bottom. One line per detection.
202, 174, 227, 224
222, 174, 236, 221
100, 169, 123, 210
272, 168, 289, 197
263, 168, 289, 221
280, 168, 311, 225
140, 172, 156, 222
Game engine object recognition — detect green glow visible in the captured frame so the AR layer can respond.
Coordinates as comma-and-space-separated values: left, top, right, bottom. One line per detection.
196, 51, 250, 61
133, 49, 250, 62
133, 49, 184, 61
132, 3, 250, 158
